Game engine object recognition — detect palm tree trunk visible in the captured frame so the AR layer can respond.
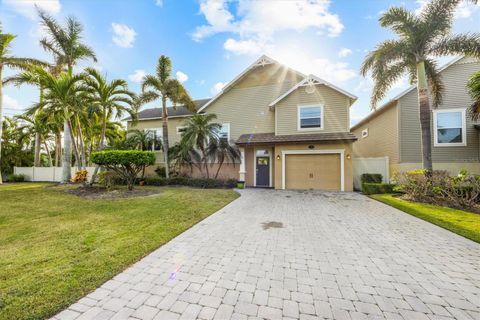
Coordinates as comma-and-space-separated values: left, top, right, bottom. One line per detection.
34, 132, 41, 166
162, 96, 170, 178
0, 66, 4, 184
62, 120, 72, 183
76, 118, 87, 168
90, 111, 107, 185
200, 146, 209, 178
43, 139, 52, 166
215, 158, 224, 179
66, 117, 81, 171
416, 61, 433, 172
55, 131, 62, 166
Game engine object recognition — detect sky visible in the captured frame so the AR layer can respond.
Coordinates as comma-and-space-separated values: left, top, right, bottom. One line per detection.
1, 0, 479, 126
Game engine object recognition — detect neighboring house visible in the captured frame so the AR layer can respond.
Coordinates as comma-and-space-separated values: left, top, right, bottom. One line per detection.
352, 56, 480, 178
127, 55, 357, 191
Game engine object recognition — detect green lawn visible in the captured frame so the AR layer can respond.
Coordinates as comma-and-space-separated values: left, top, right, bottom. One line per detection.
371, 194, 480, 244
0, 183, 239, 320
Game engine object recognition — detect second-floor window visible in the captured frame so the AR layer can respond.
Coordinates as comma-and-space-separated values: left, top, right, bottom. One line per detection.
298, 105, 323, 130
218, 123, 230, 142
433, 109, 466, 147
145, 128, 163, 151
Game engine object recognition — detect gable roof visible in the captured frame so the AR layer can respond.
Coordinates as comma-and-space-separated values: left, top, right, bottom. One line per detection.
197, 54, 305, 113
268, 74, 357, 108
124, 98, 210, 121
350, 56, 466, 131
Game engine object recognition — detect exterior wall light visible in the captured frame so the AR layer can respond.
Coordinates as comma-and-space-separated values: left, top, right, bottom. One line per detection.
276, 155, 281, 160
346, 154, 351, 160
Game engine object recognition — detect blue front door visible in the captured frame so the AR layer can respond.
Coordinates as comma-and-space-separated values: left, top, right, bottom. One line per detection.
256, 156, 270, 187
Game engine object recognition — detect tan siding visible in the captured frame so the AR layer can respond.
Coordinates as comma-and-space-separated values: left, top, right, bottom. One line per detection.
352, 104, 399, 172
275, 85, 350, 135
399, 58, 480, 164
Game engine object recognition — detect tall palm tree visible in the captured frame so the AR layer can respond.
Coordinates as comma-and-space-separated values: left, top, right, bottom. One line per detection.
15, 112, 53, 166
361, 0, 480, 172
181, 114, 221, 178
207, 138, 241, 179
38, 9, 96, 182
0, 24, 45, 183
467, 71, 480, 120
140, 55, 193, 178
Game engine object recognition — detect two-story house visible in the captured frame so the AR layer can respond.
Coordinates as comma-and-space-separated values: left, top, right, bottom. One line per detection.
352, 56, 480, 178
127, 55, 358, 191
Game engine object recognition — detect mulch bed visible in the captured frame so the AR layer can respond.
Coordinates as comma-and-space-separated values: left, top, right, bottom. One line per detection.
63, 186, 161, 199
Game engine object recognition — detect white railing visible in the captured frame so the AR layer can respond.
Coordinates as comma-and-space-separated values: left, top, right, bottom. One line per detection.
14, 167, 97, 182
352, 157, 389, 191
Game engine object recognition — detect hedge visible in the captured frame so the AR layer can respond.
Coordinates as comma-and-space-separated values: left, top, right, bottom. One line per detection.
362, 183, 396, 195
361, 173, 383, 184
143, 176, 237, 189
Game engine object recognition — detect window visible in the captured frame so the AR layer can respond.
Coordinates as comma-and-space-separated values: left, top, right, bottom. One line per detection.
218, 123, 230, 141
176, 126, 186, 134
145, 128, 163, 151
433, 109, 466, 146
298, 105, 323, 130
362, 128, 369, 138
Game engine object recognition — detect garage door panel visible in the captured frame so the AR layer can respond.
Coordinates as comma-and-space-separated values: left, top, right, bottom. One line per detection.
285, 154, 341, 191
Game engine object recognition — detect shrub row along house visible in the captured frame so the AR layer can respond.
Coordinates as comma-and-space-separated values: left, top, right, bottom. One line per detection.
352, 56, 480, 178
127, 55, 480, 191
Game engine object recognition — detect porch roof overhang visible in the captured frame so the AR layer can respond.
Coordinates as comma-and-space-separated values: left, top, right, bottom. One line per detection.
236, 132, 357, 146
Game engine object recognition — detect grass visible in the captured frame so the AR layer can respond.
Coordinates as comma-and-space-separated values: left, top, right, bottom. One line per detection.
0, 183, 239, 320
370, 193, 480, 244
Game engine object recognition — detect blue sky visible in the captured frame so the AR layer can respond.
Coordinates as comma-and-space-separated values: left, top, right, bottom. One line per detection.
1, 0, 479, 125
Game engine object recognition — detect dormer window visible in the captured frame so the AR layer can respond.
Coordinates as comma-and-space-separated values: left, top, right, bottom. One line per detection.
298, 105, 323, 130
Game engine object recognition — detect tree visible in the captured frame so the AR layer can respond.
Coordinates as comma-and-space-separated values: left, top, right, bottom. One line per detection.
126, 129, 157, 151
0, 24, 45, 183
15, 112, 54, 166
207, 138, 241, 179
467, 71, 480, 120
83, 67, 137, 182
360, 0, 480, 172
180, 114, 221, 178
1, 117, 34, 179
91, 150, 155, 190
38, 9, 96, 182
139, 55, 193, 178
169, 142, 202, 175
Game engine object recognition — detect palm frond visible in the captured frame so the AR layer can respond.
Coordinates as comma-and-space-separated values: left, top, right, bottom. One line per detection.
429, 33, 480, 58
424, 59, 444, 108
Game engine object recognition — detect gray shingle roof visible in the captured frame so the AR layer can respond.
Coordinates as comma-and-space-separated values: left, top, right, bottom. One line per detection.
236, 132, 357, 145
124, 98, 210, 121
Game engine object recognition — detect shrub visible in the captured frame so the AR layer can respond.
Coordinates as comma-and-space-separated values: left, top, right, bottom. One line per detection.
361, 173, 383, 184
71, 170, 88, 184
7, 173, 25, 182
91, 150, 155, 190
154, 166, 167, 178
362, 183, 396, 195
98, 171, 115, 190
143, 176, 237, 189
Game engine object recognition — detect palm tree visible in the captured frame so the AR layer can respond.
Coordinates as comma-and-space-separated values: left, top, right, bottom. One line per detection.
38, 9, 96, 182
126, 129, 156, 151
207, 138, 241, 179
181, 114, 221, 178
139, 55, 193, 178
83, 67, 137, 182
467, 71, 480, 120
15, 112, 54, 166
0, 24, 46, 183
360, 0, 480, 172
169, 142, 202, 175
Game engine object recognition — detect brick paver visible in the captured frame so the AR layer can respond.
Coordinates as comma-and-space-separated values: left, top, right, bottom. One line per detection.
52, 189, 480, 319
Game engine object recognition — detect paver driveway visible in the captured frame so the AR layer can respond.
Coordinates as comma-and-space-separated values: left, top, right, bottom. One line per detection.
54, 189, 480, 320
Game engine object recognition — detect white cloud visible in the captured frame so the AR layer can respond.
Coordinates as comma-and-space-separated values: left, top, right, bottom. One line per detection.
415, 0, 479, 19
311, 58, 356, 83
128, 69, 146, 83
338, 48, 352, 58
111, 23, 137, 48
354, 77, 373, 94
3, 0, 61, 19
193, 0, 344, 55
196, 79, 206, 85
176, 71, 188, 83
155, 0, 163, 7
224, 38, 264, 55
211, 82, 225, 95
4, 94, 22, 110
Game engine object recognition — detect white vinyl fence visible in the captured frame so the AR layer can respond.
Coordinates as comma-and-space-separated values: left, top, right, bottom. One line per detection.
14, 167, 96, 182
353, 157, 389, 191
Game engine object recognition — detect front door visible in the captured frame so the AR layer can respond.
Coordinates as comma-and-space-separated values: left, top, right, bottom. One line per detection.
256, 156, 270, 187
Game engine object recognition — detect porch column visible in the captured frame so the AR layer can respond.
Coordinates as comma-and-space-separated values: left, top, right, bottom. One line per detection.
239, 147, 246, 182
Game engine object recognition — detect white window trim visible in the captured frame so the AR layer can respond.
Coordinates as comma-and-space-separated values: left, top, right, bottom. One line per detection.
220, 123, 231, 141
176, 126, 186, 134
281, 149, 345, 191
433, 108, 467, 147
144, 128, 163, 151
297, 104, 324, 131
